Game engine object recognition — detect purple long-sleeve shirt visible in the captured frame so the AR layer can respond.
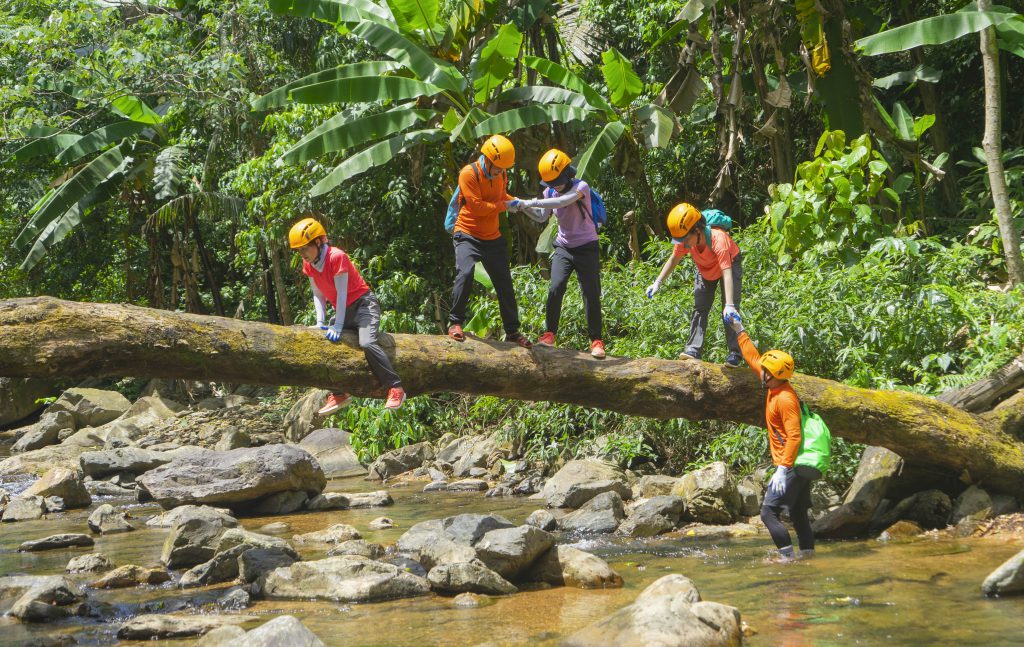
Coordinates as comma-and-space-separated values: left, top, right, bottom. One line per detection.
520, 181, 598, 248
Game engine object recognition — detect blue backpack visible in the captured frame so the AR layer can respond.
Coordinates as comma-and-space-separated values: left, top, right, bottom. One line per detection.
446, 162, 502, 234
702, 208, 733, 231
544, 179, 607, 230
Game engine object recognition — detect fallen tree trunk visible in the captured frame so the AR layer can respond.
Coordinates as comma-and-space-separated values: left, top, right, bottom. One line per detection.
1, 297, 1023, 492
938, 349, 1024, 412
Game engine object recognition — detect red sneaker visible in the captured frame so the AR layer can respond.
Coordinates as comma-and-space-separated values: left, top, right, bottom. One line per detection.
506, 332, 532, 349
448, 324, 465, 342
537, 331, 556, 346
318, 392, 352, 416
590, 339, 606, 359
385, 387, 406, 410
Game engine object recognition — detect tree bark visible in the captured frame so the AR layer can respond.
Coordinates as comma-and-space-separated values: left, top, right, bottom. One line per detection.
938, 349, 1024, 413
2, 297, 1023, 492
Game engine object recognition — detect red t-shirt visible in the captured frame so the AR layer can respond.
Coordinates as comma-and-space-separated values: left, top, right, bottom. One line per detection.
302, 246, 370, 308
672, 228, 740, 281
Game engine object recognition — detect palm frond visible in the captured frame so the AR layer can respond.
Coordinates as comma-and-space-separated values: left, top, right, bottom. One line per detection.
555, 0, 603, 66
147, 191, 247, 232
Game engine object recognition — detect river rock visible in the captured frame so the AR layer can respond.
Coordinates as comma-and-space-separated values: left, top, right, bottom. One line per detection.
249, 490, 308, 515
369, 517, 394, 530
257, 521, 292, 534
121, 394, 184, 424
12, 411, 74, 453
146, 504, 238, 529
672, 462, 740, 525
43, 495, 66, 513
368, 441, 435, 480
92, 564, 171, 589
525, 545, 622, 589
117, 613, 250, 640
474, 525, 554, 579
61, 428, 104, 448
87, 504, 135, 534
448, 479, 489, 492
0, 575, 86, 622
451, 436, 502, 477
293, 524, 361, 545
423, 481, 449, 492
50, 388, 130, 428
618, 495, 685, 537
327, 540, 386, 560
982, 549, 1024, 596
21, 467, 91, 509
0, 444, 89, 477
396, 514, 515, 570
559, 574, 741, 647
878, 520, 925, 540
560, 491, 625, 534
436, 436, 476, 465
813, 446, 903, 539
637, 475, 680, 498
216, 527, 295, 554
737, 474, 763, 517
214, 428, 251, 451
137, 444, 326, 509
282, 388, 330, 442
263, 555, 431, 602
198, 615, 324, 647
180, 545, 248, 588
66, 553, 113, 574
525, 509, 559, 531
19, 534, 94, 552
0, 377, 57, 427
304, 490, 392, 511
238, 547, 299, 586
86, 480, 136, 498
304, 492, 350, 510
298, 428, 365, 478
874, 489, 952, 531
79, 447, 171, 478
542, 459, 632, 509
217, 586, 251, 611
952, 485, 993, 524
427, 562, 518, 595
162, 517, 235, 569
2, 495, 46, 522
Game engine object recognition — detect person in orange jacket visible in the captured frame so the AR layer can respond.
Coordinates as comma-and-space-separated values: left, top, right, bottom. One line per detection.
447, 134, 531, 348
289, 217, 406, 415
726, 313, 815, 561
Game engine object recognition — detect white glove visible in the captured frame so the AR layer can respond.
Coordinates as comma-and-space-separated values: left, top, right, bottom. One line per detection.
505, 199, 521, 213
645, 280, 662, 299
723, 304, 743, 332
768, 465, 789, 496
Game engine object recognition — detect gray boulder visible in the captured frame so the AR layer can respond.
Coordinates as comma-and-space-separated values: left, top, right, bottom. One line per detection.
369, 517, 394, 530
559, 491, 626, 534
197, 615, 324, 647
214, 428, 251, 451
49, 388, 130, 428
293, 524, 362, 545
558, 574, 741, 647
180, 545, 248, 588
262, 555, 431, 602
982, 549, 1024, 596
147, 504, 238, 528
543, 459, 632, 509
396, 514, 516, 570
12, 410, 74, 453
87, 504, 135, 534
217, 587, 252, 611
451, 436, 501, 477
327, 539, 386, 560
618, 496, 685, 537
92, 564, 171, 589
525, 509, 559, 532
161, 517, 235, 569
427, 562, 518, 595
117, 614, 250, 640
20, 467, 91, 509
368, 441, 435, 480
0, 377, 57, 427
671, 462, 740, 525
2, 495, 46, 522
239, 547, 299, 586
80, 447, 171, 478
137, 444, 326, 509
448, 478, 489, 492
249, 490, 308, 515
66, 553, 113, 574
298, 428, 365, 478
813, 446, 902, 539
121, 394, 184, 424
474, 525, 554, 579
0, 575, 86, 622
19, 534, 94, 552
737, 474, 763, 517
283, 388, 330, 442
637, 475, 679, 498
305, 490, 393, 511
952, 485, 993, 524
216, 527, 295, 554
874, 489, 952, 531
525, 545, 623, 589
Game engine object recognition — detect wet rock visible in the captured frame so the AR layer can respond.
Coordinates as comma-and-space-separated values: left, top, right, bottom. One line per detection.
674, 522, 760, 540
672, 462, 740, 525
116, 613, 250, 640
737, 474, 763, 517
87, 504, 134, 534
368, 441, 435, 480
198, 615, 324, 647
161, 517, 234, 569
43, 496, 66, 513
386, 556, 427, 578
257, 521, 291, 534
304, 492, 351, 510
542, 459, 632, 509
878, 520, 925, 540
991, 494, 1020, 517
813, 446, 902, 539
618, 495, 685, 537
137, 444, 326, 510
66, 553, 112, 574
12, 411, 74, 453
49, 388, 130, 428
423, 481, 449, 492
396, 514, 515, 570
525, 546, 623, 589
448, 479, 489, 492
427, 562, 518, 595
451, 592, 489, 608
91, 564, 171, 589
559, 574, 740, 647
298, 428, 365, 478
0, 377, 57, 427
348, 491, 394, 508
525, 509, 559, 532
952, 485, 993, 524
79, 447, 171, 478
263, 555, 431, 603
248, 490, 308, 515
451, 436, 502, 478
85, 480, 135, 498
560, 491, 626, 534
369, 517, 394, 530
19, 534, 94, 552
180, 545, 248, 588
2, 495, 46, 522
216, 587, 251, 611
283, 388, 330, 442
327, 540, 386, 560
216, 527, 294, 554
982, 549, 1024, 596
214, 428, 251, 451
292, 524, 361, 545
637, 475, 679, 498
238, 547, 299, 586
0, 575, 86, 622
0, 444, 89, 477
873, 489, 952, 531
146, 504, 238, 529
193, 625, 247, 646
474, 526, 554, 579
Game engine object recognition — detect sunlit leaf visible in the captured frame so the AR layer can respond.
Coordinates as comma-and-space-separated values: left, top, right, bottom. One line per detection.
471, 23, 523, 103
576, 121, 626, 181
311, 129, 445, 196
473, 104, 590, 137
278, 106, 434, 165
600, 48, 643, 108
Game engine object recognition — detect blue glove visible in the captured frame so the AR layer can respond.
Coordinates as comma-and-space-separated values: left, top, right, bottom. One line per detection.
723, 304, 740, 323
768, 465, 789, 496
325, 327, 342, 342
506, 199, 521, 212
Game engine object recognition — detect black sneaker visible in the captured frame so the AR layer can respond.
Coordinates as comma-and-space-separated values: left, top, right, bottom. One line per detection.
724, 352, 743, 368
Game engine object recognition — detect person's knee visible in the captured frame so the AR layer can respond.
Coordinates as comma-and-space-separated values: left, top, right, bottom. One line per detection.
760, 505, 776, 524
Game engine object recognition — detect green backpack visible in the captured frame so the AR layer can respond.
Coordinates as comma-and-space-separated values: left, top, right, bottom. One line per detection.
795, 402, 832, 476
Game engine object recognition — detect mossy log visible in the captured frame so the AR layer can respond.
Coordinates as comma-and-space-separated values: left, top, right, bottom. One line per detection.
2, 296, 1023, 492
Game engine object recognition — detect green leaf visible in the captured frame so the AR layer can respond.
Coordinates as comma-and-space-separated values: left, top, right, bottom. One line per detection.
288, 76, 446, 104
386, 0, 439, 33
473, 105, 591, 137
600, 48, 643, 108
913, 113, 935, 140
872, 97, 899, 135
892, 101, 914, 141
252, 62, 400, 110
674, 0, 718, 23
872, 64, 943, 89
995, 16, 1024, 58
649, 20, 689, 51
269, 0, 394, 26
495, 85, 594, 110
153, 145, 185, 200
448, 107, 489, 142
311, 129, 445, 196
55, 121, 148, 163
352, 21, 466, 93
10, 133, 83, 162
523, 56, 615, 114
636, 104, 675, 148
472, 23, 523, 103
473, 261, 493, 289
576, 121, 626, 182
110, 95, 162, 124
278, 107, 434, 165
856, 11, 1016, 56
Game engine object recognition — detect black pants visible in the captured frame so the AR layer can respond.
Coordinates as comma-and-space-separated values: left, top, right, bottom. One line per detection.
547, 241, 602, 341
685, 253, 742, 359
760, 465, 817, 552
341, 294, 401, 390
449, 232, 521, 337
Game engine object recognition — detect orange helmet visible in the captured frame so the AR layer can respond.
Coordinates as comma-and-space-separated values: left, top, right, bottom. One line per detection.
666, 203, 702, 243
289, 217, 326, 249
481, 134, 515, 169
760, 350, 795, 381
539, 149, 572, 183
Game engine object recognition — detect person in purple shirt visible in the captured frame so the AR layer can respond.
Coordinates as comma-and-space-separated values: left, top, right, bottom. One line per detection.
515, 149, 605, 359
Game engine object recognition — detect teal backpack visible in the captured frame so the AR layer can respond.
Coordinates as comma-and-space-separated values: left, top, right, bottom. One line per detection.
795, 402, 832, 476
701, 208, 733, 231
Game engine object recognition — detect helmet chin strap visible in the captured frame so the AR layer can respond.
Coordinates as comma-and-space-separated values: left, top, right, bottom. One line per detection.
311, 241, 329, 272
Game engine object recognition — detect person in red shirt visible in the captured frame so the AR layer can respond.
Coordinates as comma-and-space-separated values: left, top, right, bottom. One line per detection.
288, 217, 405, 415
726, 313, 815, 561
646, 203, 743, 367
447, 134, 532, 349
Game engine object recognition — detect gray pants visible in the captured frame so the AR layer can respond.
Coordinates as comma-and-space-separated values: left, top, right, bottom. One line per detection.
547, 241, 602, 340
449, 232, 521, 337
337, 293, 401, 389
685, 254, 742, 359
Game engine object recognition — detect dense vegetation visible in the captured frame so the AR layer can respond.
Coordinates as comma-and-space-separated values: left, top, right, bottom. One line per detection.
3, 0, 1023, 488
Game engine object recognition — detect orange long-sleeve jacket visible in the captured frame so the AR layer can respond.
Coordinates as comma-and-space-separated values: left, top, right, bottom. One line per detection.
738, 331, 802, 467
454, 162, 514, 241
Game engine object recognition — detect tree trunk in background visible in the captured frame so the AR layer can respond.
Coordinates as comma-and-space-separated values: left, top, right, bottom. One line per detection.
909, 46, 960, 213
258, 240, 281, 325
978, 0, 1024, 287
3, 296, 1024, 493
185, 208, 225, 316
269, 239, 293, 325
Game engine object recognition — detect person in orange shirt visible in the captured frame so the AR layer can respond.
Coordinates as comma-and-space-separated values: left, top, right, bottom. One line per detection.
646, 203, 743, 367
726, 313, 815, 561
447, 134, 531, 348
